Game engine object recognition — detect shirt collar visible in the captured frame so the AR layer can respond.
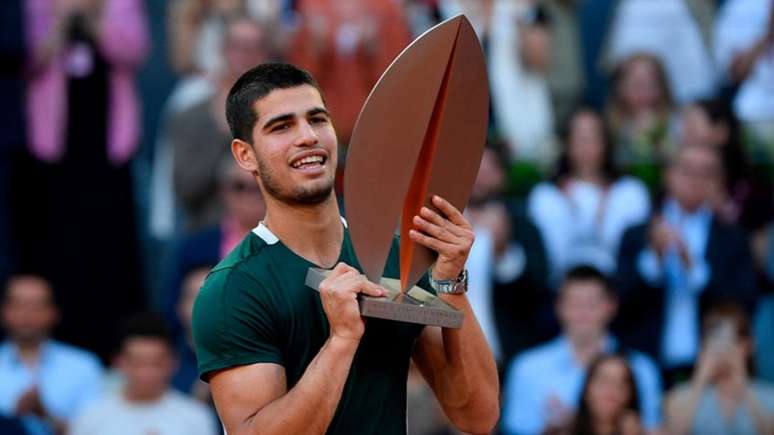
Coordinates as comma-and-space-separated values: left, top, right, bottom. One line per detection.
663, 199, 712, 226
252, 217, 348, 245
556, 334, 616, 368
0, 340, 55, 367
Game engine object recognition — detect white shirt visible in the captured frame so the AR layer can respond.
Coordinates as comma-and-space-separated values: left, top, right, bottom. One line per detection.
606, 0, 717, 104
528, 176, 651, 284
69, 390, 217, 435
715, 0, 774, 122
488, 0, 556, 165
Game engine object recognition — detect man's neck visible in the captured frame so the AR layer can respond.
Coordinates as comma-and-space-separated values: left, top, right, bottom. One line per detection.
14, 339, 44, 366
263, 194, 344, 268
123, 387, 166, 404
567, 333, 606, 366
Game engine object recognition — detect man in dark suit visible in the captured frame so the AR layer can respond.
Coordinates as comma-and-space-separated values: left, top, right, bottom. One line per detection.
614, 143, 758, 385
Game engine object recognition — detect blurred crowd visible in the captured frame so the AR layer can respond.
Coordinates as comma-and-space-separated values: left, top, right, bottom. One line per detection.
1, 0, 773, 434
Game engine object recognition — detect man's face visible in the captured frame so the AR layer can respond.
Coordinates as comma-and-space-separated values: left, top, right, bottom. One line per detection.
249, 85, 338, 206
557, 279, 616, 341
119, 337, 175, 401
1, 277, 58, 344
666, 146, 721, 212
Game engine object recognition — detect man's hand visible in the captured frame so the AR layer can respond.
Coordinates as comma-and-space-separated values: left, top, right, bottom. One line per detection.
318, 263, 384, 341
409, 195, 475, 281
14, 387, 46, 418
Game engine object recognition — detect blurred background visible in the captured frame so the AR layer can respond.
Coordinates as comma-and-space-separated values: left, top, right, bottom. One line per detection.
1, 0, 773, 434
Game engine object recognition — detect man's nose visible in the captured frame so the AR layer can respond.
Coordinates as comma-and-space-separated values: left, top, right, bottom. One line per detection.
295, 120, 319, 146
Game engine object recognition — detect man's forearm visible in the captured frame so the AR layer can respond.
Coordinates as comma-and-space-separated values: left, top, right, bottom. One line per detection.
436, 294, 500, 432
237, 336, 359, 435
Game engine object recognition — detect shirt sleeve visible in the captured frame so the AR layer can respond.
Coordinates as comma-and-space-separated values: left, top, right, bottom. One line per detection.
192, 267, 284, 381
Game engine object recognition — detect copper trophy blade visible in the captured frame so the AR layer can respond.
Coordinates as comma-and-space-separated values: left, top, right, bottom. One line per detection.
309, 15, 489, 329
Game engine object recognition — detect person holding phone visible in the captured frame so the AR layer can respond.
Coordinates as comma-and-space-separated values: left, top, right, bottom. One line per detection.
664, 301, 774, 435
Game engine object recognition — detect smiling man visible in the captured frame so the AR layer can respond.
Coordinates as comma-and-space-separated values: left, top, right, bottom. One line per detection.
191, 63, 499, 435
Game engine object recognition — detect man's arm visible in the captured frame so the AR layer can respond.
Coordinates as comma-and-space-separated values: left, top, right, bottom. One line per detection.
409, 195, 500, 434
208, 263, 384, 435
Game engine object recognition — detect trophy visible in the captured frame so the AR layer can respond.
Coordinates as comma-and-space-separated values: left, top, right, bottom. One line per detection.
305, 15, 489, 329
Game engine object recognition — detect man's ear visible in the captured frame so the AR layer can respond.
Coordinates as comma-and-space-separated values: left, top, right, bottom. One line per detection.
231, 139, 259, 173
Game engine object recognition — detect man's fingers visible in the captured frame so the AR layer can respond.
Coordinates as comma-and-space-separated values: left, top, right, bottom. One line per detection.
409, 228, 455, 254
413, 215, 458, 243
431, 195, 469, 228
359, 280, 385, 298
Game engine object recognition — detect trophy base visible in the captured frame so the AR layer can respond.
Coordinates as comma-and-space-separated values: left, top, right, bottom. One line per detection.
305, 268, 463, 329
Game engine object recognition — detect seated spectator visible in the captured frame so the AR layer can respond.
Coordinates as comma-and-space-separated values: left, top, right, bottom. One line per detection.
664, 301, 774, 435
615, 144, 758, 383
528, 108, 651, 284
605, 0, 716, 104
605, 53, 677, 181
544, 354, 645, 435
467, 144, 550, 364
163, 157, 266, 330
679, 98, 773, 233
0, 275, 103, 435
171, 265, 212, 401
502, 266, 662, 435
70, 313, 216, 435
714, 0, 774, 164
169, 15, 270, 232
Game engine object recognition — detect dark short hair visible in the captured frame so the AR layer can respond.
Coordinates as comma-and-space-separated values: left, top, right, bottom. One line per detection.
119, 312, 173, 350
225, 63, 322, 143
559, 265, 615, 298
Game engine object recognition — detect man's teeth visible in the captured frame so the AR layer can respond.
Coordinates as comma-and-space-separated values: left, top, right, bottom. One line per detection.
292, 155, 324, 168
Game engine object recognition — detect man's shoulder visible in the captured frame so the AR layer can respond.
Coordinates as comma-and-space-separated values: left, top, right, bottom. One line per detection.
46, 341, 103, 372
162, 390, 213, 419
509, 338, 564, 375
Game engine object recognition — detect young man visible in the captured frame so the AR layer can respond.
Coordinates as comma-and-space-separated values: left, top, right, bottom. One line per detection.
70, 313, 216, 435
192, 63, 499, 435
502, 266, 662, 435
0, 275, 103, 435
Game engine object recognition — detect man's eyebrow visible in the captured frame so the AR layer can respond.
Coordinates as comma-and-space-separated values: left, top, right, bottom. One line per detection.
308, 107, 330, 118
262, 113, 294, 130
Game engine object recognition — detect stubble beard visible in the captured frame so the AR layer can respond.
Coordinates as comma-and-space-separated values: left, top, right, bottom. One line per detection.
257, 157, 334, 206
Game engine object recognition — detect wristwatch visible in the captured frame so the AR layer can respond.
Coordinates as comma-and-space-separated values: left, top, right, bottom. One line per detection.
428, 269, 468, 295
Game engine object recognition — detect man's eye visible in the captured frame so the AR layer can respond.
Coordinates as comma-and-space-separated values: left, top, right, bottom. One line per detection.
310, 117, 327, 124
272, 123, 290, 132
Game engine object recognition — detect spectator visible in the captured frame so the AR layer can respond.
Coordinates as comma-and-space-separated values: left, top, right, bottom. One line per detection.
163, 157, 266, 330
502, 266, 662, 435
678, 98, 774, 233
467, 144, 550, 364
489, 0, 556, 166
168, 15, 270, 232
528, 108, 651, 284
605, 53, 677, 180
70, 313, 216, 435
20, 0, 149, 359
168, 0, 284, 76
0, 275, 103, 435
714, 0, 774, 164
605, 0, 717, 104
615, 144, 759, 383
664, 301, 774, 435
171, 265, 212, 401
545, 354, 645, 435
289, 0, 411, 145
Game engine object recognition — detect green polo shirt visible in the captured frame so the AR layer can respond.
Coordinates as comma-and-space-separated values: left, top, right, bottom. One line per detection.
192, 221, 428, 435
